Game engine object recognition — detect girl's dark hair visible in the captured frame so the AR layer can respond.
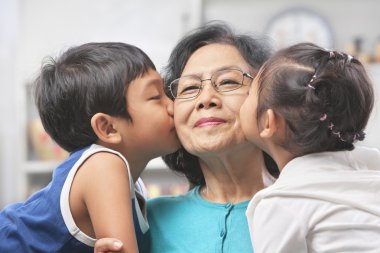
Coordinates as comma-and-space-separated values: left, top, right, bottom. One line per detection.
33, 42, 155, 152
162, 21, 279, 187
256, 42, 374, 156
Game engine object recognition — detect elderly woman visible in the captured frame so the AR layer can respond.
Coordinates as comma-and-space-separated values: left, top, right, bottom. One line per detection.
95, 22, 278, 253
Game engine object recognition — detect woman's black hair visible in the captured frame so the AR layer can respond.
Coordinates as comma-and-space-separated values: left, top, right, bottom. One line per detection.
256, 42, 374, 156
162, 21, 279, 187
33, 42, 155, 152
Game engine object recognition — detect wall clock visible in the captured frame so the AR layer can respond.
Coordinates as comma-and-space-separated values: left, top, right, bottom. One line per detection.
265, 7, 334, 50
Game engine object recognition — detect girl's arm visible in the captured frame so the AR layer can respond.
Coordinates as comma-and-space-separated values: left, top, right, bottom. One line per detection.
71, 152, 138, 253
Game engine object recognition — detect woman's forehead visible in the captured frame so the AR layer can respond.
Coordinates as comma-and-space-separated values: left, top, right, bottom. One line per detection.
181, 44, 249, 76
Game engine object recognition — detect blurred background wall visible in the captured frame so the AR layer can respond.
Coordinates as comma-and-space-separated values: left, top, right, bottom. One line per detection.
1, 0, 379, 208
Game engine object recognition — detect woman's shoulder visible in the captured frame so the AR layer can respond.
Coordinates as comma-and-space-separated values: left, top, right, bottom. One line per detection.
147, 187, 198, 213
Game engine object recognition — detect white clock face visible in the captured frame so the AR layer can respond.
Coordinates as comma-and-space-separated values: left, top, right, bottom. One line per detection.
266, 8, 334, 49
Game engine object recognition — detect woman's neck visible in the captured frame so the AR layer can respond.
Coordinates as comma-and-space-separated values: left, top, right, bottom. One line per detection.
198, 146, 265, 204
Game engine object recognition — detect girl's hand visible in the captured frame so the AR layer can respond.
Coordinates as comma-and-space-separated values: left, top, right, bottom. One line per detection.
94, 238, 123, 253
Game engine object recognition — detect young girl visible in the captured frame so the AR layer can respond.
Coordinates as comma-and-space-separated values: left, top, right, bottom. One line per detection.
240, 42, 380, 252
0, 42, 179, 253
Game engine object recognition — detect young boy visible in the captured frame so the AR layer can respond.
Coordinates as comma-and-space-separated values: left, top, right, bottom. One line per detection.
240, 43, 380, 252
0, 42, 179, 253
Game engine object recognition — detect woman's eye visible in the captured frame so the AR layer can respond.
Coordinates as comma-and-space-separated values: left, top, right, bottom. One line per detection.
179, 85, 200, 95
219, 79, 240, 85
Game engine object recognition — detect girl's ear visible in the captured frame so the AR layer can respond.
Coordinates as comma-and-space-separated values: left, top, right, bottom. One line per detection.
259, 109, 282, 139
91, 113, 122, 144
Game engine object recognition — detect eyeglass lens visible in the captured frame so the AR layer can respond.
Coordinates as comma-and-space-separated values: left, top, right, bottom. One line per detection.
171, 69, 248, 99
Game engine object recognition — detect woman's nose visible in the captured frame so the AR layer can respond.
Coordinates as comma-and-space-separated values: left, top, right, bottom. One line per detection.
195, 81, 221, 110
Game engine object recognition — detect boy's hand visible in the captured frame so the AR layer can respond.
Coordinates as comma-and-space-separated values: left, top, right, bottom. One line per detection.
94, 238, 123, 253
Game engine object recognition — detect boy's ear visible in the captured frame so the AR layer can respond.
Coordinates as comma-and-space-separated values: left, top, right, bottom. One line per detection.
91, 113, 122, 144
259, 109, 281, 139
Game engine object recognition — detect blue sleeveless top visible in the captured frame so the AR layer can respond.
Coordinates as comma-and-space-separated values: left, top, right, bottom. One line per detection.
0, 144, 149, 253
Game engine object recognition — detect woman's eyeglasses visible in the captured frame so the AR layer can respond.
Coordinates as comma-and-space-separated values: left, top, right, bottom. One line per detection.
169, 68, 254, 100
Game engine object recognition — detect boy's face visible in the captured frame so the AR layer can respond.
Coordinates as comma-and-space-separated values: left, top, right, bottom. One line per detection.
240, 73, 261, 145
120, 69, 179, 159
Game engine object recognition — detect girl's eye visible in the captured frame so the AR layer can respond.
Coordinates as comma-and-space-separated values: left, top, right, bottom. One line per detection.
149, 95, 161, 100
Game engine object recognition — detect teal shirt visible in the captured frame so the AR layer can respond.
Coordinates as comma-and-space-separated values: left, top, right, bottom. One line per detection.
139, 186, 253, 253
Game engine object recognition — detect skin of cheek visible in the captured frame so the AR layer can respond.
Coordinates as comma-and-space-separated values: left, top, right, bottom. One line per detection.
240, 89, 260, 144
173, 93, 249, 155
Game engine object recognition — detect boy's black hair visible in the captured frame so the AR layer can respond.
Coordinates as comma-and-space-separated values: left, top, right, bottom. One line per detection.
256, 42, 374, 156
33, 42, 156, 152
162, 21, 279, 187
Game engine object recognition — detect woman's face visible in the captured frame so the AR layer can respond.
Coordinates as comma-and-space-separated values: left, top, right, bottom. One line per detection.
173, 43, 254, 156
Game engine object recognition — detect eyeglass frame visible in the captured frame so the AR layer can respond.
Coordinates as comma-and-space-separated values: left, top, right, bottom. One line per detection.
168, 68, 255, 100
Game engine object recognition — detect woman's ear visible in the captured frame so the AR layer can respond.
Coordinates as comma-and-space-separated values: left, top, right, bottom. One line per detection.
91, 113, 122, 144
259, 109, 281, 139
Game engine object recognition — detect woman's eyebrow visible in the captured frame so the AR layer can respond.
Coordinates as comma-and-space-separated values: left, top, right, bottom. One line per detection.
181, 65, 243, 77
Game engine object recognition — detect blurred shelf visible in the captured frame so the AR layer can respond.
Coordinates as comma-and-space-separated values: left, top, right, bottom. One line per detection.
146, 157, 169, 170
366, 63, 380, 73
24, 160, 60, 174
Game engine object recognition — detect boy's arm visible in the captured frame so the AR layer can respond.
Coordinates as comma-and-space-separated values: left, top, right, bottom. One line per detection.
73, 152, 139, 253
94, 238, 123, 253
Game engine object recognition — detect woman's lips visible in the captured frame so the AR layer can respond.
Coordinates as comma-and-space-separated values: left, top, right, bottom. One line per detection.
195, 117, 226, 127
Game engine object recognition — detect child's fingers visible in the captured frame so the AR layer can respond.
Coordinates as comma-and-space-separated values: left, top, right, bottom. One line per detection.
94, 238, 123, 253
